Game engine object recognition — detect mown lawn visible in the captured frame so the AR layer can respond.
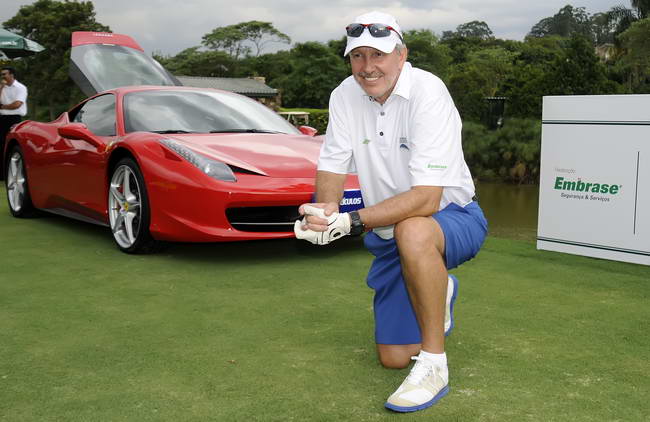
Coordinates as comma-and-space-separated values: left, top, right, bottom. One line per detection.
0, 185, 648, 421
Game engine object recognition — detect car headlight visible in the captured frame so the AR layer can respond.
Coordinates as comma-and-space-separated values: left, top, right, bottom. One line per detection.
160, 138, 236, 182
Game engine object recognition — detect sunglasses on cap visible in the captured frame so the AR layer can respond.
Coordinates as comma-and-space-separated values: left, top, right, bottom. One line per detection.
346, 23, 404, 44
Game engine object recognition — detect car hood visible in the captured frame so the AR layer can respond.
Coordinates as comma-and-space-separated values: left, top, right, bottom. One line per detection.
168, 133, 323, 178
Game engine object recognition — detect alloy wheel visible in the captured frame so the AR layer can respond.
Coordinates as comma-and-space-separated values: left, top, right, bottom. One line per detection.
109, 164, 143, 248
7, 151, 26, 212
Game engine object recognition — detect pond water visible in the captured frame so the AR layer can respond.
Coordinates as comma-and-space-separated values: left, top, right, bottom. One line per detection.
475, 182, 539, 241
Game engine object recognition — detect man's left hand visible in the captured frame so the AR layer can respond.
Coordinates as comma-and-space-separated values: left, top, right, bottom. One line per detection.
294, 205, 351, 245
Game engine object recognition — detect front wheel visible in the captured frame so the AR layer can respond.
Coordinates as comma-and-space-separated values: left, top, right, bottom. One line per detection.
5, 146, 36, 218
108, 158, 160, 254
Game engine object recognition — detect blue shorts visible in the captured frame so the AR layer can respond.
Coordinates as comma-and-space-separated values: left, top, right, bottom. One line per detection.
364, 201, 487, 345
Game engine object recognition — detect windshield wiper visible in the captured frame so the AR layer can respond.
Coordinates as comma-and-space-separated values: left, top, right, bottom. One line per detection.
209, 129, 283, 134
151, 129, 198, 134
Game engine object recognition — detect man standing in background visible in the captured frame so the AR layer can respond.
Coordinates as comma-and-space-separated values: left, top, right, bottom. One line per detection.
0, 66, 28, 179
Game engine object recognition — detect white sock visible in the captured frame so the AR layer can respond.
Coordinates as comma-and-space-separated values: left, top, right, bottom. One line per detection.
418, 350, 449, 383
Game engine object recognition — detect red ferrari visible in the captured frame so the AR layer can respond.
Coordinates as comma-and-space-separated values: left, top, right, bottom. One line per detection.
3, 32, 362, 253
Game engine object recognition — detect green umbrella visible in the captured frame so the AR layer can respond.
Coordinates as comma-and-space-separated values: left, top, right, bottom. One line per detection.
0, 28, 45, 59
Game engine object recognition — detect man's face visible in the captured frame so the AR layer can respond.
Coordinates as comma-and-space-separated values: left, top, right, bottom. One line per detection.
1, 70, 14, 85
349, 46, 407, 104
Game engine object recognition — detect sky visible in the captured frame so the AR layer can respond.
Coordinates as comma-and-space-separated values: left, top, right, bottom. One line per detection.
1, 0, 626, 56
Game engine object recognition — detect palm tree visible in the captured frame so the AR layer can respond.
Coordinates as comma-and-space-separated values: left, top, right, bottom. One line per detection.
630, 0, 649, 18
608, 0, 649, 40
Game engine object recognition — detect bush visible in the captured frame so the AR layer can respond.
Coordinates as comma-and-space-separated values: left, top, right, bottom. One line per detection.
309, 110, 329, 135
462, 118, 541, 184
279, 108, 329, 135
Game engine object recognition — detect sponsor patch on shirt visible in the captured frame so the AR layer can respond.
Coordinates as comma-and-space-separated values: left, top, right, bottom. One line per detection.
362, 138, 371, 144
427, 163, 447, 170
399, 137, 409, 150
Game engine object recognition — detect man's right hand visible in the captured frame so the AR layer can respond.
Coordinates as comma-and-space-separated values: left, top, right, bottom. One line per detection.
294, 202, 354, 245
296, 202, 339, 232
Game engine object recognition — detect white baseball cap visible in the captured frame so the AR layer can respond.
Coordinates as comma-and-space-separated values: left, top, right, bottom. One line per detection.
344, 11, 404, 56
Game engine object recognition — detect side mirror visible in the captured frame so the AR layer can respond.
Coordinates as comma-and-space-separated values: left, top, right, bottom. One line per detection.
58, 123, 105, 151
298, 125, 318, 137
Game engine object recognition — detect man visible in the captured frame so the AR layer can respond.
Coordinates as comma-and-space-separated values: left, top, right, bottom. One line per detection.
294, 11, 487, 413
0, 66, 28, 178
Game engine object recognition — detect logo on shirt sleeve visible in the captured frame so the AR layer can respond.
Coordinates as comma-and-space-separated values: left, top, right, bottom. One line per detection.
427, 163, 447, 170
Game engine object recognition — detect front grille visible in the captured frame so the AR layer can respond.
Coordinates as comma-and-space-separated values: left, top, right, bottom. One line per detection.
226, 206, 301, 232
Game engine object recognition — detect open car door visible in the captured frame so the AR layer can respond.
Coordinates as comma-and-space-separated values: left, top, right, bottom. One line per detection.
69, 31, 182, 96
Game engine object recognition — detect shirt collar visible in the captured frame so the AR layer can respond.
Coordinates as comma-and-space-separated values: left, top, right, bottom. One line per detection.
391, 62, 411, 100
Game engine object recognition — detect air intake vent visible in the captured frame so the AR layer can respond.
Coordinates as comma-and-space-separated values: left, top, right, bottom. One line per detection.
226, 206, 301, 232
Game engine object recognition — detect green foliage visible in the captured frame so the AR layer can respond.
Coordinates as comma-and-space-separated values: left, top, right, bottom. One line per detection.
462, 119, 541, 184
403, 29, 452, 80
543, 35, 618, 96
440, 34, 487, 64
448, 64, 491, 121
448, 46, 515, 120
279, 108, 329, 134
327, 36, 347, 58
202, 21, 290, 58
3, 0, 110, 120
618, 17, 650, 92
308, 109, 329, 135
154, 47, 235, 77
528, 5, 593, 40
453, 20, 494, 40
238, 50, 294, 82
274, 42, 348, 109
633, 0, 650, 18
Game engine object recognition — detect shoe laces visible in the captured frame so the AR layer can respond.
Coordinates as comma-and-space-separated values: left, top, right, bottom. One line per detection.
405, 356, 435, 385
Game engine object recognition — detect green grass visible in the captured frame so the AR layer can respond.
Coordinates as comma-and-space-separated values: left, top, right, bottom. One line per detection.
0, 185, 648, 421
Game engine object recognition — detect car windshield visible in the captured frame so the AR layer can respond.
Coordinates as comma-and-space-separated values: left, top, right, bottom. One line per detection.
123, 90, 300, 135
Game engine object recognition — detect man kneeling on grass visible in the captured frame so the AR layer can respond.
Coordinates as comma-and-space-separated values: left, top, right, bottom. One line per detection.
294, 11, 487, 413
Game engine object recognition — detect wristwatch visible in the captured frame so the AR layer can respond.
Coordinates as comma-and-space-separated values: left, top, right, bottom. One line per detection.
348, 210, 365, 236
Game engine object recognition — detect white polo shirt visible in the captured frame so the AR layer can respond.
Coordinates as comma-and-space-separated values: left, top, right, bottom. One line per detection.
0, 80, 28, 116
318, 62, 475, 239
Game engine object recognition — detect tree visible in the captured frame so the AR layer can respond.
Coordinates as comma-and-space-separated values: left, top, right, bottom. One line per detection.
500, 37, 565, 118
603, 0, 649, 46
440, 35, 487, 64
3, 0, 110, 120
618, 17, 650, 92
238, 50, 295, 84
402, 30, 452, 80
590, 12, 619, 45
528, 5, 593, 40
448, 63, 491, 121
466, 47, 516, 96
154, 47, 235, 77
202, 21, 290, 59
631, 0, 650, 18
275, 42, 348, 108
454, 21, 494, 40
327, 36, 347, 58
447, 47, 516, 121
542, 35, 619, 96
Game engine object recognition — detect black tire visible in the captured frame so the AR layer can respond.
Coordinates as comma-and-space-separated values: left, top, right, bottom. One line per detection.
5, 145, 36, 218
108, 157, 161, 254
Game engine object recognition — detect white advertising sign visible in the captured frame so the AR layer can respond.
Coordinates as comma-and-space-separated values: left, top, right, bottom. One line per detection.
538, 95, 649, 265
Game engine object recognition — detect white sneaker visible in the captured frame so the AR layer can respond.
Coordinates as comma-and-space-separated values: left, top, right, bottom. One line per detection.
445, 275, 459, 337
385, 356, 449, 412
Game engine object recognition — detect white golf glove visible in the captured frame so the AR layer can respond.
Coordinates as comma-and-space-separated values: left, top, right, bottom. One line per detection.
294, 204, 351, 245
